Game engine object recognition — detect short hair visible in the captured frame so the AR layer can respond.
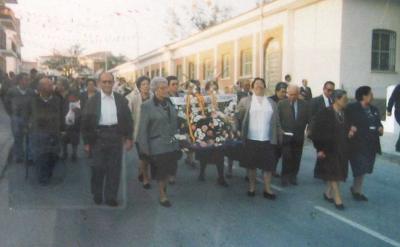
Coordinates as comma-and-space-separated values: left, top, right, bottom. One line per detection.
275, 82, 288, 92
150, 76, 168, 93
355, 86, 372, 102
98, 72, 114, 82
285, 74, 291, 81
135, 76, 150, 91
323, 81, 335, 89
166, 75, 178, 85
30, 68, 38, 75
86, 78, 97, 86
251, 77, 266, 88
16, 72, 29, 84
332, 89, 347, 103
205, 80, 219, 92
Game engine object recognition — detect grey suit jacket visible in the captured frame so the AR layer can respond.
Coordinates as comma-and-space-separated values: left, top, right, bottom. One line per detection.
137, 96, 179, 155
278, 99, 310, 142
236, 96, 282, 145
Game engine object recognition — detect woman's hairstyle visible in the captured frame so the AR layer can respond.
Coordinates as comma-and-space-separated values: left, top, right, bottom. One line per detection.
150, 77, 168, 93
355, 86, 372, 102
135, 76, 150, 91
275, 82, 288, 92
205, 80, 219, 92
332, 89, 347, 103
86, 78, 96, 86
251, 77, 266, 88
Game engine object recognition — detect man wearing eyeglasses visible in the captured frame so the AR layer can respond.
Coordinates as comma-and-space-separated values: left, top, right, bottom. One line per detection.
310, 81, 336, 118
81, 72, 133, 207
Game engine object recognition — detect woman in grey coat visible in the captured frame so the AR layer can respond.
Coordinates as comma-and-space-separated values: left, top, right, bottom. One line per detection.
137, 77, 180, 208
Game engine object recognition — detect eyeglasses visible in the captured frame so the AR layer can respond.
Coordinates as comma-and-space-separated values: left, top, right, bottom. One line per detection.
101, 80, 114, 85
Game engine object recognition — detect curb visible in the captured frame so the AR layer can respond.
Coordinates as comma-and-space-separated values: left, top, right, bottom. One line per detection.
0, 135, 13, 178
381, 152, 400, 164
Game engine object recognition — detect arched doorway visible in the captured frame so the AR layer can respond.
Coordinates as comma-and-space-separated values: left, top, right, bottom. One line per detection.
264, 38, 282, 94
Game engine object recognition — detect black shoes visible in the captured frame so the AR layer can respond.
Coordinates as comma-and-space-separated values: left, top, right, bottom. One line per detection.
335, 203, 345, 210
350, 187, 368, 201
323, 193, 334, 203
217, 178, 229, 187
247, 191, 256, 197
143, 183, 151, 190
263, 191, 277, 200
93, 196, 102, 205
159, 200, 172, 208
105, 200, 119, 207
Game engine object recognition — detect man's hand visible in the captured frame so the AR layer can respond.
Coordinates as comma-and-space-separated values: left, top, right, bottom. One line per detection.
378, 127, 384, 136
317, 151, 326, 160
348, 126, 357, 138
84, 144, 90, 153
125, 139, 133, 151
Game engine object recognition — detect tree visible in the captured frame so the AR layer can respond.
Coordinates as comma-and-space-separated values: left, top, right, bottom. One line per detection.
165, 0, 232, 41
106, 54, 127, 70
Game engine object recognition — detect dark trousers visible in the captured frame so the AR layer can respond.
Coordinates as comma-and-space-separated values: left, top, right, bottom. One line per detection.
396, 131, 400, 151
35, 152, 58, 184
11, 116, 29, 161
91, 129, 123, 202
198, 149, 225, 179
281, 140, 304, 180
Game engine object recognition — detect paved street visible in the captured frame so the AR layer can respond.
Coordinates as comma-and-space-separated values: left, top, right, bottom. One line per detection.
0, 110, 400, 247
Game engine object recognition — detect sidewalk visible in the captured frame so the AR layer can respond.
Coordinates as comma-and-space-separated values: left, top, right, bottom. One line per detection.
0, 100, 13, 177
381, 132, 400, 162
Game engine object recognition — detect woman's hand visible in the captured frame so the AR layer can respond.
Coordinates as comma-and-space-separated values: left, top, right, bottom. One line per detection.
317, 151, 326, 160
378, 127, 384, 136
348, 126, 357, 138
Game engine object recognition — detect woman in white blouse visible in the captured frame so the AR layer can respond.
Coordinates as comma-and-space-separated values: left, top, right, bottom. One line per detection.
237, 78, 281, 199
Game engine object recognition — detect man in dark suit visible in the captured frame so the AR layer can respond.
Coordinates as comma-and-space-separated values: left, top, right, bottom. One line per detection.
237, 79, 252, 102
299, 79, 312, 101
387, 83, 400, 152
81, 72, 133, 207
28, 76, 64, 185
310, 81, 335, 118
4, 73, 35, 163
278, 85, 310, 186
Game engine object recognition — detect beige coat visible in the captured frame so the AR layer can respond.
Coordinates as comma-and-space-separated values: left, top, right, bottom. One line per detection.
125, 89, 152, 140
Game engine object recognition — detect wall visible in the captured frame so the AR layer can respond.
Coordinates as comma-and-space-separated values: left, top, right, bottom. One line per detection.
340, 0, 400, 101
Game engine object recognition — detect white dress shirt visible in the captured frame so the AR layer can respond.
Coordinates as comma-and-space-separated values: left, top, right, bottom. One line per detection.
323, 94, 331, 107
99, 90, 118, 126
247, 95, 273, 141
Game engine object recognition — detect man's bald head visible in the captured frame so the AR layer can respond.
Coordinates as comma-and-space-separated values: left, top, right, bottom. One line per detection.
38, 76, 54, 96
287, 84, 299, 102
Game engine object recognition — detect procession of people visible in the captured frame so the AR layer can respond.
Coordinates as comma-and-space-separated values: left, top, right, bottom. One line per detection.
1, 68, 394, 210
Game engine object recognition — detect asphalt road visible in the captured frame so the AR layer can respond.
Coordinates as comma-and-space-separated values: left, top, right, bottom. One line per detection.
1, 137, 399, 247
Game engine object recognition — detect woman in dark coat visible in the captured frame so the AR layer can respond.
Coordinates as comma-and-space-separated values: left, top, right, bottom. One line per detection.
311, 90, 355, 210
346, 86, 383, 201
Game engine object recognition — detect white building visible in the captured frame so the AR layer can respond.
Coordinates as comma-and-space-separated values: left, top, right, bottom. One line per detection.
114, 0, 399, 113
0, 1, 22, 74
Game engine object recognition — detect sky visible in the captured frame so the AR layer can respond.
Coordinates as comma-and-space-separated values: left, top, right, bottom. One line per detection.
9, 0, 258, 61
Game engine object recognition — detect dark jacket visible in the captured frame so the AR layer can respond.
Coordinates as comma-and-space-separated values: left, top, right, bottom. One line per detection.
345, 102, 382, 155
300, 86, 312, 101
387, 84, 400, 124
81, 92, 133, 146
4, 86, 35, 120
278, 99, 310, 143
28, 93, 64, 135
310, 95, 328, 118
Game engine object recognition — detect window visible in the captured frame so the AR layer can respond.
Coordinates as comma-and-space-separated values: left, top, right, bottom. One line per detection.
0, 29, 6, 50
161, 68, 166, 77
372, 29, 396, 72
151, 70, 156, 78
241, 49, 252, 77
221, 54, 230, 79
176, 64, 183, 81
188, 62, 195, 80
203, 58, 214, 81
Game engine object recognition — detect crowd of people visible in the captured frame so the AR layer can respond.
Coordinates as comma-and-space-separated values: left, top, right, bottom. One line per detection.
1, 68, 397, 211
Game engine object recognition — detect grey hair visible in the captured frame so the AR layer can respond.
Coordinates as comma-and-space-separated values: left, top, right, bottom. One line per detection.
150, 76, 168, 92
332, 89, 347, 103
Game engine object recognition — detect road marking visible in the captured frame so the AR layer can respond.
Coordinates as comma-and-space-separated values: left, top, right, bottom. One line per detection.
256, 177, 284, 192
315, 206, 400, 247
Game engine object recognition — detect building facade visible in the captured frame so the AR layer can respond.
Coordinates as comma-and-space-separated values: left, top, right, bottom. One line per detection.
0, 0, 21, 74
121, 0, 399, 104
